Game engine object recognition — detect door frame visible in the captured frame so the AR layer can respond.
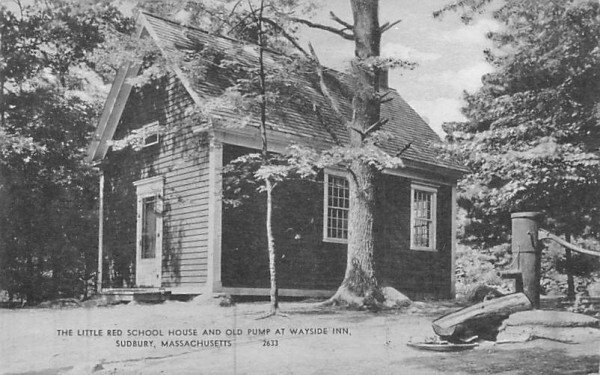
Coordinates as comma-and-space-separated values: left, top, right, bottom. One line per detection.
133, 176, 164, 288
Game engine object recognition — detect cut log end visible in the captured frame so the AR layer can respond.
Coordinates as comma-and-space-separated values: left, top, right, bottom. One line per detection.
432, 292, 532, 338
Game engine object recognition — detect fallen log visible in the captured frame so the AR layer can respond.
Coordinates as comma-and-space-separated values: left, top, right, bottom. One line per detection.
432, 293, 532, 339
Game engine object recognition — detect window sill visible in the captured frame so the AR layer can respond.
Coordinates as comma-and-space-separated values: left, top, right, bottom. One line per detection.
142, 140, 159, 148
409, 247, 437, 252
323, 237, 348, 245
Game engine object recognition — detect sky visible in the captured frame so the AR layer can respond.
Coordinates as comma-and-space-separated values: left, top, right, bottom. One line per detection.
303, 0, 501, 135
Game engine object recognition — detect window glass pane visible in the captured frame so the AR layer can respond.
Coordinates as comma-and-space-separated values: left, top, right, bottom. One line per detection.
144, 133, 159, 146
412, 188, 434, 248
326, 175, 349, 240
141, 196, 157, 258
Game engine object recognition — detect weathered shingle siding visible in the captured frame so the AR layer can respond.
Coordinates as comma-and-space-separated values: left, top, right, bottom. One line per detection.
220, 145, 346, 290
103, 73, 210, 289
219, 145, 453, 297
376, 175, 453, 299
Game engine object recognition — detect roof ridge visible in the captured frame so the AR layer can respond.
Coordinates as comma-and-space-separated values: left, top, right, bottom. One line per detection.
135, 11, 464, 172
139, 11, 352, 78
140, 11, 297, 60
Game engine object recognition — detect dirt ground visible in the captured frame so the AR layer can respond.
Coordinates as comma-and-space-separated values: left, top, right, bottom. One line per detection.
0, 300, 598, 375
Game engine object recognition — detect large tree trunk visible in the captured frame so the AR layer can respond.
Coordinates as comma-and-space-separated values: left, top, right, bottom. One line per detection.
331, 161, 379, 305
329, 0, 384, 306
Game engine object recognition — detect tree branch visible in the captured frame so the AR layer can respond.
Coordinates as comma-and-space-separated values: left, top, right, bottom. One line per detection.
380, 19, 402, 34
227, 12, 254, 35
396, 142, 412, 156
329, 11, 353, 30
308, 42, 347, 126
228, 0, 243, 18
347, 118, 389, 140
12, 0, 24, 19
364, 118, 389, 136
291, 17, 354, 40
349, 125, 365, 136
313, 105, 343, 146
231, 6, 310, 57
261, 17, 309, 57
246, 0, 257, 21
346, 167, 360, 187
378, 90, 394, 104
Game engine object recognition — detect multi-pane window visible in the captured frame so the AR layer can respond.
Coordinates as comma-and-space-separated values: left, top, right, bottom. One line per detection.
141, 196, 158, 259
411, 184, 437, 250
324, 172, 349, 242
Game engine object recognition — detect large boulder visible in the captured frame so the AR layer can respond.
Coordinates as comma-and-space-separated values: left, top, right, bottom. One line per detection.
496, 310, 600, 343
381, 287, 411, 308
192, 293, 235, 307
465, 284, 505, 303
502, 310, 599, 328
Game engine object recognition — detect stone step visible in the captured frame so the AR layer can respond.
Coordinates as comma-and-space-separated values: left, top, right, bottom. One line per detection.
100, 288, 171, 303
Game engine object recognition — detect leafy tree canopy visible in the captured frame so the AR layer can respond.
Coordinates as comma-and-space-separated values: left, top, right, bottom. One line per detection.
441, 0, 600, 245
0, 0, 132, 303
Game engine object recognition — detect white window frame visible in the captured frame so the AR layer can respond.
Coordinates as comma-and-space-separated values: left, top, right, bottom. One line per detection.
140, 121, 160, 147
410, 183, 438, 251
323, 169, 350, 244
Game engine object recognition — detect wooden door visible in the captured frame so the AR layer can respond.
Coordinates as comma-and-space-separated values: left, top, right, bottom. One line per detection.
134, 177, 164, 288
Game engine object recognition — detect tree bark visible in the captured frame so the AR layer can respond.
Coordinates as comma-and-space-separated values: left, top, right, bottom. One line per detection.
266, 178, 278, 312
257, 0, 278, 314
329, 0, 384, 306
0, 29, 5, 127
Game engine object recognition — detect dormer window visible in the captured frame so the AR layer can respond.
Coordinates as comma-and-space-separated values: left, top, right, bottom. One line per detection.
141, 121, 160, 147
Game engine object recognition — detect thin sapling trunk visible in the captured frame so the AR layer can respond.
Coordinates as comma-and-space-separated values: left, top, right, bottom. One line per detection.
256, 0, 279, 316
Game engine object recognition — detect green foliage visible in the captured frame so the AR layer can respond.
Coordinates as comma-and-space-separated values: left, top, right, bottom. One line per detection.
441, 0, 600, 245
0, 1, 134, 83
0, 0, 131, 304
541, 239, 600, 296
222, 147, 320, 208
455, 243, 512, 298
0, 90, 99, 304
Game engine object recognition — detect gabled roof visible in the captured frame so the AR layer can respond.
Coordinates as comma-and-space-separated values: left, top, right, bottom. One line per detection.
88, 12, 464, 174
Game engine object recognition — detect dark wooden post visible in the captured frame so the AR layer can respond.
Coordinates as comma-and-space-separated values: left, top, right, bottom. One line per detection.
564, 233, 575, 301
511, 212, 542, 308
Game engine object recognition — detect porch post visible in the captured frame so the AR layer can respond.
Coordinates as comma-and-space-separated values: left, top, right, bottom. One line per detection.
206, 136, 223, 294
511, 212, 542, 308
97, 171, 105, 294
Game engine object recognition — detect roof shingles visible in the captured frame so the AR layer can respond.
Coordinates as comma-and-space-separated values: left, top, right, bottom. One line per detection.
141, 12, 463, 172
